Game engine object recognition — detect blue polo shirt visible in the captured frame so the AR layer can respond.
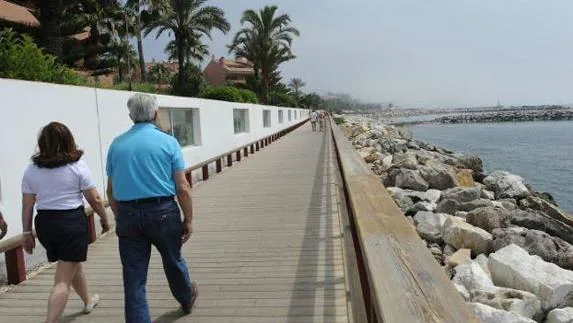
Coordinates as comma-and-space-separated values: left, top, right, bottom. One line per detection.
106, 123, 185, 201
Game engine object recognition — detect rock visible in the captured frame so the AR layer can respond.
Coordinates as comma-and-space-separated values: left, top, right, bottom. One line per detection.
455, 211, 468, 219
381, 155, 393, 170
442, 216, 493, 255
483, 171, 531, 199
500, 199, 518, 211
364, 153, 378, 163
442, 187, 482, 203
429, 246, 444, 264
443, 244, 456, 256
357, 147, 374, 159
470, 288, 542, 320
459, 199, 495, 212
378, 138, 406, 154
510, 210, 573, 245
394, 169, 429, 191
489, 244, 573, 311
392, 152, 419, 169
546, 307, 573, 323
481, 189, 495, 200
492, 227, 573, 270
446, 248, 471, 267
406, 140, 420, 150
519, 196, 573, 228
436, 199, 461, 214
475, 254, 491, 276
390, 191, 414, 212
468, 302, 537, 323
458, 155, 484, 173
413, 212, 449, 243
380, 172, 394, 188
393, 188, 441, 203
453, 260, 495, 300
419, 165, 458, 190
456, 169, 476, 187
467, 207, 511, 233
409, 201, 437, 213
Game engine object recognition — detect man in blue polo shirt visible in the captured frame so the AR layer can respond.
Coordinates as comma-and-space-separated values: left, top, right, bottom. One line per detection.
106, 94, 197, 323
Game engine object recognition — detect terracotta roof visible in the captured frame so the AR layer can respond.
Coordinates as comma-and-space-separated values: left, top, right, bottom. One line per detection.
71, 31, 90, 41
0, 0, 39, 27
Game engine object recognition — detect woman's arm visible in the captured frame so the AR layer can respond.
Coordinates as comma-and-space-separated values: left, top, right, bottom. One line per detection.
82, 188, 110, 233
0, 211, 7, 240
21, 193, 36, 254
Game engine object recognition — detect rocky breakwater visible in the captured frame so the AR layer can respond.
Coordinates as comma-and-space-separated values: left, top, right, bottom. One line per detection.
437, 108, 573, 124
340, 117, 573, 323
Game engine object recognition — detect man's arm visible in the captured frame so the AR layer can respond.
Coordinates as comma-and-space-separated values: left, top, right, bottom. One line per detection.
106, 179, 118, 218
0, 211, 7, 240
174, 171, 193, 243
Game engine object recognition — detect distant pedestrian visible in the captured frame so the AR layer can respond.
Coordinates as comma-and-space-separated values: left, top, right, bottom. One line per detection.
106, 94, 197, 323
318, 111, 326, 131
21, 122, 109, 323
0, 210, 6, 240
310, 110, 318, 131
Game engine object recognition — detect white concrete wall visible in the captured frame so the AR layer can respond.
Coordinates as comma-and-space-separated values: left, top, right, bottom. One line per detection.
0, 78, 308, 239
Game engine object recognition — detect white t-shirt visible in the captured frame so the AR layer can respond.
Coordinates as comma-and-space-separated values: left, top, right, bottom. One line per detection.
22, 160, 96, 210
310, 112, 318, 122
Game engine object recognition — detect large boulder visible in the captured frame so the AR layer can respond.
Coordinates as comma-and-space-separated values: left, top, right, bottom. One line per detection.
442, 187, 482, 203
446, 248, 471, 268
519, 196, 573, 228
466, 207, 511, 233
546, 307, 573, 323
357, 147, 374, 159
483, 171, 531, 199
456, 169, 476, 187
436, 198, 494, 215
470, 288, 542, 321
436, 199, 461, 214
387, 189, 414, 212
394, 169, 429, 191
408, 201, 437, 213
442, 216, 493, 255
489, 244, 573, 311
419, 165, 458, 190
459, 199, 495, 212
510, 210, 573, 245
452, 260, 495, 300
457, 155, 484, 173
492, 227, 573, 270
388, 187, 441, 204
413, 212, 449, 243
392, 152, 419, 169
468, 302, 536, 323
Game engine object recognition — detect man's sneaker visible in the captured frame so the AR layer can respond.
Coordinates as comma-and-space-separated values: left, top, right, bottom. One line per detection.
83, 294, 100, 314
181, 281, 198, 314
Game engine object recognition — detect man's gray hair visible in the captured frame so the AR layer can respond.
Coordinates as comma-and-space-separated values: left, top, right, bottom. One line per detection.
127, 93, 158, 123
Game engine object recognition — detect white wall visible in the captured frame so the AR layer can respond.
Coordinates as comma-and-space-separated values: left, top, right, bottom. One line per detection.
0, 78, 308, 239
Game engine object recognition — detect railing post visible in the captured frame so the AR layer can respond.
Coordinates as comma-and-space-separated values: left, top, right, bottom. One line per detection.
202, 165, 209, 181
227, 154, 233, 167
87, 214, 96, 243
6, 247, 25, 285
244, 147, 249, 157
256, 142, 260, 151
216, 159, 222, 173
250, 144, 254, 154
185, 172, 193, 188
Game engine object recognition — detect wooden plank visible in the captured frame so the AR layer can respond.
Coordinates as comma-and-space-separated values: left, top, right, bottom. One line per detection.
330, 120, 476, 323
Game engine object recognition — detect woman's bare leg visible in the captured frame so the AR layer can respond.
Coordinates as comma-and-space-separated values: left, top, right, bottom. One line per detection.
71, 263, 90, 305
46, 261, 80, 323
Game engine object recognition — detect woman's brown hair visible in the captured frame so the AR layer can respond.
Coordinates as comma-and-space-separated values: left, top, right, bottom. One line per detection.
32, 122, 83, 168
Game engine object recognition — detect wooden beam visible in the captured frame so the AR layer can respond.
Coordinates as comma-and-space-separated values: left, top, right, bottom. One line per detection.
6, 247, 25, 285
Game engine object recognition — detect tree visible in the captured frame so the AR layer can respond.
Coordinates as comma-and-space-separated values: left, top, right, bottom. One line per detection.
106, 39, 137, 83
38, 0, 64, 57
145, 0, 230, 91
148, 62, 173, 84
228, 5, 299, 104
164, 35, 209, 63
288, 78, 305, 97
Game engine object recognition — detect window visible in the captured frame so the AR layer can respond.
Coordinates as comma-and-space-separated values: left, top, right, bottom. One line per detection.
263, 110, 271, 128
278, 110, 284, 123
234, 108, 250, 133
288, 110, 292, 121
157, 108, 201, 146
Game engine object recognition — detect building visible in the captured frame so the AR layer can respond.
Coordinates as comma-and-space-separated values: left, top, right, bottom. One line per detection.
203, 55, 255, 86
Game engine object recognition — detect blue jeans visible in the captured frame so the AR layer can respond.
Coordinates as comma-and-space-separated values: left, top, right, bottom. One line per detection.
116, 199, 192, 323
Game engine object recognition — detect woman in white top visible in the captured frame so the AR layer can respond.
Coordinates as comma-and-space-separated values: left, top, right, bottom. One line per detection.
21, 122, 110, 323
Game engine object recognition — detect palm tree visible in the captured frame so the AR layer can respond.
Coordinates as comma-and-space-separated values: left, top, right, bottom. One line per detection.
38, 0, 64, 57
148, 62, 173, 84
106, 39, 137, 83
164, 34, 209, 63
125, 0, 166, 82
145, 0, 230, 92
228, 5, 300, 104
288, 78, 305, 97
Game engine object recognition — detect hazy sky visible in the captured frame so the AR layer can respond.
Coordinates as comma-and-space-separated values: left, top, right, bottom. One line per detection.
143, 1, 573, 108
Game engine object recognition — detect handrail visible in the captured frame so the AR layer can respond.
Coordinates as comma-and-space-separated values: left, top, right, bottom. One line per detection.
0, 118, 309, 284
329, 117, 477, 322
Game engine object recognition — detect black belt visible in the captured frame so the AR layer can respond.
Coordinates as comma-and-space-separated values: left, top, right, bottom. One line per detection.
120, 196, 174, 205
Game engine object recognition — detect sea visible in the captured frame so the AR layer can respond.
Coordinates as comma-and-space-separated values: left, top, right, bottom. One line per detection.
407, 120, 573, 213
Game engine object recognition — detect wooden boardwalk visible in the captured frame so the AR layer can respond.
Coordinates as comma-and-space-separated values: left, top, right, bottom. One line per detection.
0, 124, 350, 323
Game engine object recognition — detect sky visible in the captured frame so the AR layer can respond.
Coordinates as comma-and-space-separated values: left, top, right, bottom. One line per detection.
142, 0, 573, 108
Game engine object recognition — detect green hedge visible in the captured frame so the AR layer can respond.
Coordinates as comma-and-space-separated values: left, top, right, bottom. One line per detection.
237, 88, 259, 103
0, 28, 84, 85
270, 92, 297, 107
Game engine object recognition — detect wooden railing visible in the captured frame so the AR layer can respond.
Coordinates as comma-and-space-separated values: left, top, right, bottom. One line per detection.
0, 118, 309, 285
329, 118, 477, 323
